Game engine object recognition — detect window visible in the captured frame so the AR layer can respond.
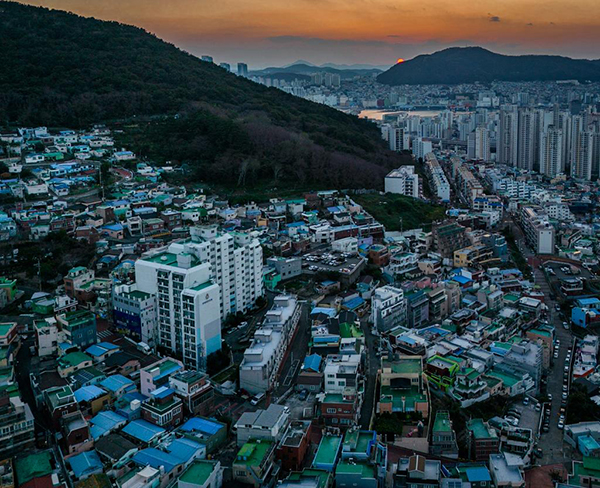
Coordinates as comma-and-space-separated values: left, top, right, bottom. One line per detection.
235, 471, 246, 477
326, 408, 336, 414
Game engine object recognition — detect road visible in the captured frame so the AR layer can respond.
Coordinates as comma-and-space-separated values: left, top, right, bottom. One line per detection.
359, 314, 379, 429
510, 221, 575, 464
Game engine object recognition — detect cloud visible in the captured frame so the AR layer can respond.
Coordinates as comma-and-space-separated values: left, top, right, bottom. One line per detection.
489, 15, 501, 22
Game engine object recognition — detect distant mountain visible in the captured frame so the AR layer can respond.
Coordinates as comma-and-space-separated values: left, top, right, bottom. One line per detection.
284, 59, 316, 67
0, 1, 408, 189
377, 47, 600, 85
321, 62, 391, 71
251, 63, 382, 80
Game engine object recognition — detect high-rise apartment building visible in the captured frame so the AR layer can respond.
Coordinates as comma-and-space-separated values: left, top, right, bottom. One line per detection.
474, 126, 490, 161
517, 109, 536, 171
134, 252, 221, 370
168, 225, 264, 319
539, 126, 564, 178
384, 166, 420, 198
237, 63, 248, 77
498, 106, 518, 166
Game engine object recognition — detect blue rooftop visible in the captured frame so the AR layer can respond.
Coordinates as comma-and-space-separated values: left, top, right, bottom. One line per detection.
304, 354, 322, 372
151, 386, 173, 400
123, 420, 165, 443
89, 411, 127, 440
100, 374, 135, 393
74, 385, 107, 403
311, 307, 337, 318
179, 417, 224, 437
132, 449, 179, 474
343, 297, 365, 310
69, 451, 102, 478
85, 342, 118, 357
465, 466, 492, 483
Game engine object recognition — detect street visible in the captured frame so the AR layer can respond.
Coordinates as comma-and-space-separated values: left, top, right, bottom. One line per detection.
511, 221, 575, 465
359, 314, 379, 429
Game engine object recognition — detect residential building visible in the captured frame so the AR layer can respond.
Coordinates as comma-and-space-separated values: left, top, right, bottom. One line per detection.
385, 167, 420, 198
239, 295, 301, 394
430, 411, 458, 459
169, 371, 214, 417
232, 440, 278, 488
371, 286, 407, 332
0, 392, 35, 459
56, 310, 97, 348
234, 404, 290, 446
112, 284, 157, 346
168, 225, 264, 319
466, 419, 500, 461
178, 460, 222, 488
135, 252, 221, 370
141, 387, 183, 428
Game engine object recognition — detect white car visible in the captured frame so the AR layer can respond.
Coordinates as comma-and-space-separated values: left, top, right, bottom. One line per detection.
558, 421, 564, 430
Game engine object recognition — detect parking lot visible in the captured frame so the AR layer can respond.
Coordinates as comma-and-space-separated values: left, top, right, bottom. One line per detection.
509, 399, 542, 433
302, 250, 363, 275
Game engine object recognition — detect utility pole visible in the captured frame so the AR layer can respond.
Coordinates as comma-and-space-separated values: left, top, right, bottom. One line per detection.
36, 257, 42, 291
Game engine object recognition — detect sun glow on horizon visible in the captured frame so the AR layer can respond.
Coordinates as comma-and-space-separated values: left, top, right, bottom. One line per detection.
396, 58, 405, 64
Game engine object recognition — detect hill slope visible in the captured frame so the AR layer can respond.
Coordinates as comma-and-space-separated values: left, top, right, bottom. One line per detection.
0, 1, 406, 188
377, 47, 600, 85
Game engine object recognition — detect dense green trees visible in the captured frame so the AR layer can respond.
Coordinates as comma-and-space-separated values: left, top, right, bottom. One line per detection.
0, 1, 409, 188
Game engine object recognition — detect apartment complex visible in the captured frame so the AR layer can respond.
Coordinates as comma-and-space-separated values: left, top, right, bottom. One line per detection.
169, 225, 263, 319
239, 295, 302, 394
135, 252, 221, 370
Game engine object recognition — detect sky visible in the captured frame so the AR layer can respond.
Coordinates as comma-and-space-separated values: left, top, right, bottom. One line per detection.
20, 0, 600, 69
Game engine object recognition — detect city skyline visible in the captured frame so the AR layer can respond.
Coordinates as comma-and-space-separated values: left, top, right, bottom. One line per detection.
18, 0, 600, 69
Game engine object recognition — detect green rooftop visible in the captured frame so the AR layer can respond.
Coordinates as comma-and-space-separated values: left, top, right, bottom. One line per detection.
339, 322, 364, 339
433, 411, 453, 433
122, 289, 151, 300
142, 251, 198, 267
335, 461, 376, 479
59, 351, 92, 368
190, 281, 214, 292
313, 435, 342, 467
467, 418, 497, 439
284, 469, 331, 488
379, 385, 427, 412
343, 430, 373, 454
384, 358, 422, 375
235, 440, 272, 467
179, 460, 217, 485
15, 451, 53, 485
0, 323, 16, 336
487, 369, 520, 388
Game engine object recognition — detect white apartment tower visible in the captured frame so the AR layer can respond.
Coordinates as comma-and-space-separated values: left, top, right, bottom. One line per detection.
498, 106, 518, 166
474, 126, 491, 161
389, 127, 409, 152
134, 252, 221, 370
571, 118, 594, 181
539, 127, 564, 178
517, 109, 536, 171
168, 225, 264, 319
385, 166, 421, 198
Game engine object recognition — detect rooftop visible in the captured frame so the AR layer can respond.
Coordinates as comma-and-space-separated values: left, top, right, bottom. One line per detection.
313, 435, 342, 467
235, 440, 272, 467
178, 460, 218, 485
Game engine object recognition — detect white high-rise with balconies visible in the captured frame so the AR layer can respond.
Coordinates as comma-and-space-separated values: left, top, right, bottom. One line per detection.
539, 126, 564, 178
168, 225, 264, 319
134, 252, 221, 370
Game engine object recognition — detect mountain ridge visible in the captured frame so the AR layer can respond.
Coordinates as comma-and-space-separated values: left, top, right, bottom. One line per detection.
377, 47, 600, 85
0, 1, 409, 189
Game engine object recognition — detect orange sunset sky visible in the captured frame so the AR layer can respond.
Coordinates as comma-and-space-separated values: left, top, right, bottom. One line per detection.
19, 0, 600, 68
